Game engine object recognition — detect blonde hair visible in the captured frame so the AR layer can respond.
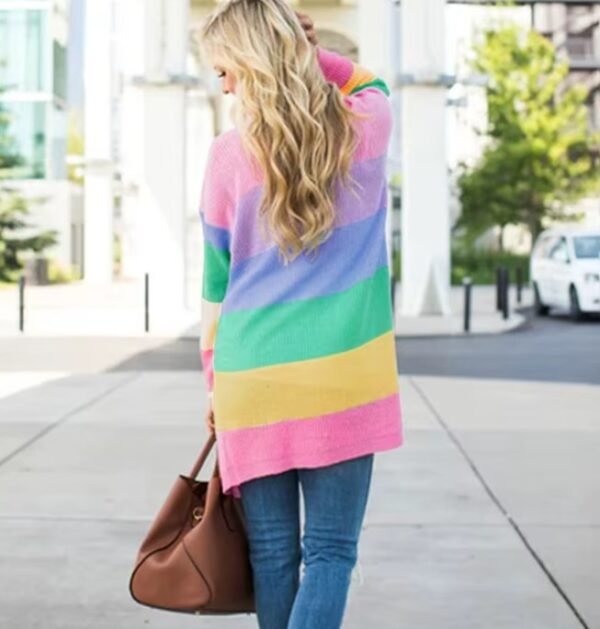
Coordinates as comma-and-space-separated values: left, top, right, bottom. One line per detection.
199, 0, 369, 265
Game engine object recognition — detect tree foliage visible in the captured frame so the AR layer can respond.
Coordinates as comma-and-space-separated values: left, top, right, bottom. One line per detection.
457, 25, 600, 249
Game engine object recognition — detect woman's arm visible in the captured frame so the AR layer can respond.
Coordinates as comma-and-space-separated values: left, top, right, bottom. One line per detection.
315, 45, 391, 99
199, 138, 232, 400
296, 10, 390, 99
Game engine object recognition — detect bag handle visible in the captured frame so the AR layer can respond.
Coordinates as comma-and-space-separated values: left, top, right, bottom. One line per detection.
188, 432, 217, 479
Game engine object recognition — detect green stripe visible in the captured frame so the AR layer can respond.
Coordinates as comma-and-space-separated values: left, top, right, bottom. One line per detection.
202, 241, 230, 302
349, 77, 391, 97
214, 265, 393, 372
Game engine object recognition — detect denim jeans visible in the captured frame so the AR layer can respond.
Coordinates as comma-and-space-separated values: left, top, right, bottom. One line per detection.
239, 454, 374, 629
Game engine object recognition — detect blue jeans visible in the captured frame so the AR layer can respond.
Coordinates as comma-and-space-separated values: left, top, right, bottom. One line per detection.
239, 454, 374, 629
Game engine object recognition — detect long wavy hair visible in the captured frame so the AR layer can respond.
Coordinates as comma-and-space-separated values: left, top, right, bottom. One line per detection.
199, 0, 369, 265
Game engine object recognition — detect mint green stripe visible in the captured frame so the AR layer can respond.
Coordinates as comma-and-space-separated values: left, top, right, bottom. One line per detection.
202, 241, 230, 302
214, 265, 393, 372
349, 78, 391, 97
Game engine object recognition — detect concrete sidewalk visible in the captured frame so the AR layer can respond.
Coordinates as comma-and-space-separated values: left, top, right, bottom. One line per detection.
0, 280, 529, 338
0, 338, 597, 628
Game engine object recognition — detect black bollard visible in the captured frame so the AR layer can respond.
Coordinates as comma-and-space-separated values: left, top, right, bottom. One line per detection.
501, 267, 510, 320
463, 276, 472, 333
18, 276, 25, 333
495, 266, 503, 311
144, 273, 150, 333
516, 266, 523, 304
390, 277, 396, 315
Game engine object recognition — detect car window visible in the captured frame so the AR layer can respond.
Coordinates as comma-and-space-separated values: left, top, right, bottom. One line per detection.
548, 237, 570, 263
573, 235, 600, 259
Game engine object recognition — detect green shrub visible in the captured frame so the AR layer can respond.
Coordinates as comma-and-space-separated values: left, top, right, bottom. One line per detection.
391, 248, 530, 285
48, 259, 80, 283
451, 249, 529, 285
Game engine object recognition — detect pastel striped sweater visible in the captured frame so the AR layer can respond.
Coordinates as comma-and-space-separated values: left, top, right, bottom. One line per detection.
199, 46, 404, 497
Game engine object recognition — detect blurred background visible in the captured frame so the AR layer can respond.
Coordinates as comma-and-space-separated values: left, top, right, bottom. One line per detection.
0, 3, 599, 629
0, 0, 598, 333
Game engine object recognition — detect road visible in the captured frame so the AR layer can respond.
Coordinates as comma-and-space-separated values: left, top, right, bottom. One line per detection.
396, 308, 600, 385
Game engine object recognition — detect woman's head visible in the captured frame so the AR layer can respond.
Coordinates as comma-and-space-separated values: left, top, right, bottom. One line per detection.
200, 0, 366, 265
200, 0, 310, 96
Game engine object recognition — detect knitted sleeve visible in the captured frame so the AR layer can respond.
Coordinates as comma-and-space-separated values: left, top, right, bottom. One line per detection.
316, 45, 392, 114
317, 48, 393, 155
199, 138, 232, 396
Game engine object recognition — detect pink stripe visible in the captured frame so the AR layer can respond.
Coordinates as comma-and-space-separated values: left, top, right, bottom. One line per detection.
317, 46, 354, 90
344, 89, 393, 159
200, 348, 214, 391
216, 392, 404, 497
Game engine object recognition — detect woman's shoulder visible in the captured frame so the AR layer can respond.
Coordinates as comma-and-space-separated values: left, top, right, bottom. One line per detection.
344, 89, 394, 162
209, 128, 242, 165
204, 128, 263, 223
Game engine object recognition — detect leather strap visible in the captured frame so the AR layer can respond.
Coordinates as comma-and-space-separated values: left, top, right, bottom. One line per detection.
188, 433, 217, 479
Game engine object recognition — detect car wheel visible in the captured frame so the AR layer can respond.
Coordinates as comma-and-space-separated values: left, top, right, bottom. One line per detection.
569, 285, 585, 321
533, 282, 549, 316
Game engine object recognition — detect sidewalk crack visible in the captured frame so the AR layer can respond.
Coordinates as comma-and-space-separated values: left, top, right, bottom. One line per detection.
408, 375, 590, 629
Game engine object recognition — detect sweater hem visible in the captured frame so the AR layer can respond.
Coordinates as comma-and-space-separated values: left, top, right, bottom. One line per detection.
220, 430, 404, 498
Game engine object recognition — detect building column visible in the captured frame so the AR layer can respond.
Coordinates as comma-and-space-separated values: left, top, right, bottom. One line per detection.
400, 0, 451, 316
357, 0, 393, 79
83, 0, 114, 283
357, 0, 397, 272
117, 0, 188, 316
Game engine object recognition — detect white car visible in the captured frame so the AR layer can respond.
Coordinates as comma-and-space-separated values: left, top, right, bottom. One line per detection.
530, 227, 600, 320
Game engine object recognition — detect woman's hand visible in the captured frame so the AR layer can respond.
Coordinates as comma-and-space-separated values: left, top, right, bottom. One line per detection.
205, 398, 216, 435
296, 11, 318, 46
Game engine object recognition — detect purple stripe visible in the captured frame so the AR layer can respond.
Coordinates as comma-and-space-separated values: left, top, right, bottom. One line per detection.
222, 206, 388, 314
200, 212, 230, 250
230, 153, 388, 266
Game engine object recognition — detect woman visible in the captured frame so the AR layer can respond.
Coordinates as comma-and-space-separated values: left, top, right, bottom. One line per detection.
198, 1, 404, 627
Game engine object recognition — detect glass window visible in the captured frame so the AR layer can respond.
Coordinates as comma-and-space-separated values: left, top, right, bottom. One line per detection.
548, 237, 570, 263
52, 39, 66, 101
0, 100, 46, 179
0, 9, 48, 92
573, 235, 600, 259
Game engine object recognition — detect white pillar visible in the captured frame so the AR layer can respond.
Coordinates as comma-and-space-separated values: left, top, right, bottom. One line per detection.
357, 0, 393, 79
357, 0, 396, 269
117, 0, 188, 316
400, 0, 451, 316
83, 0, 114, 283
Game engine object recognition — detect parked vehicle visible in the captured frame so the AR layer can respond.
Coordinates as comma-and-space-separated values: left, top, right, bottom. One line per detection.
530, 228, 600, 320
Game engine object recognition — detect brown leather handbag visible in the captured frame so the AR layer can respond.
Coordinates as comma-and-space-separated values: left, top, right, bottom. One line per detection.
129, 433, 255, 615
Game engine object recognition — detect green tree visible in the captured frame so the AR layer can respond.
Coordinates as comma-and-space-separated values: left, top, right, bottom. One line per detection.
0, 190, 57, 281
457, 25, 600, 249
0, 88, 57, 281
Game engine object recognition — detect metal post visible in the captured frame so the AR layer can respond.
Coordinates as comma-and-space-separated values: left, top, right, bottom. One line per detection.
501, 267, 510, 320
144, 273, 150, 333
516, 266, 523, 304
463, 276, 472, 333
495, 266, 502, 311
18, 276, 25, 333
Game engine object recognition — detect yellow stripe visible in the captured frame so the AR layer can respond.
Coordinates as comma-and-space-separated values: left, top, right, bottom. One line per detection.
214, 330, 399, 431
341, 65, 377, 96
200, 298, 222, 351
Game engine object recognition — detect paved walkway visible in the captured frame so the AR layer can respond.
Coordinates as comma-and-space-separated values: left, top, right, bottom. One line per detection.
0, 334, 597, 628
0, 280, 528, 338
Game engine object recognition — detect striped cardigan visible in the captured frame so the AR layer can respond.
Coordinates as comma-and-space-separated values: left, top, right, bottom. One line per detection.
199, 46, 404, 497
